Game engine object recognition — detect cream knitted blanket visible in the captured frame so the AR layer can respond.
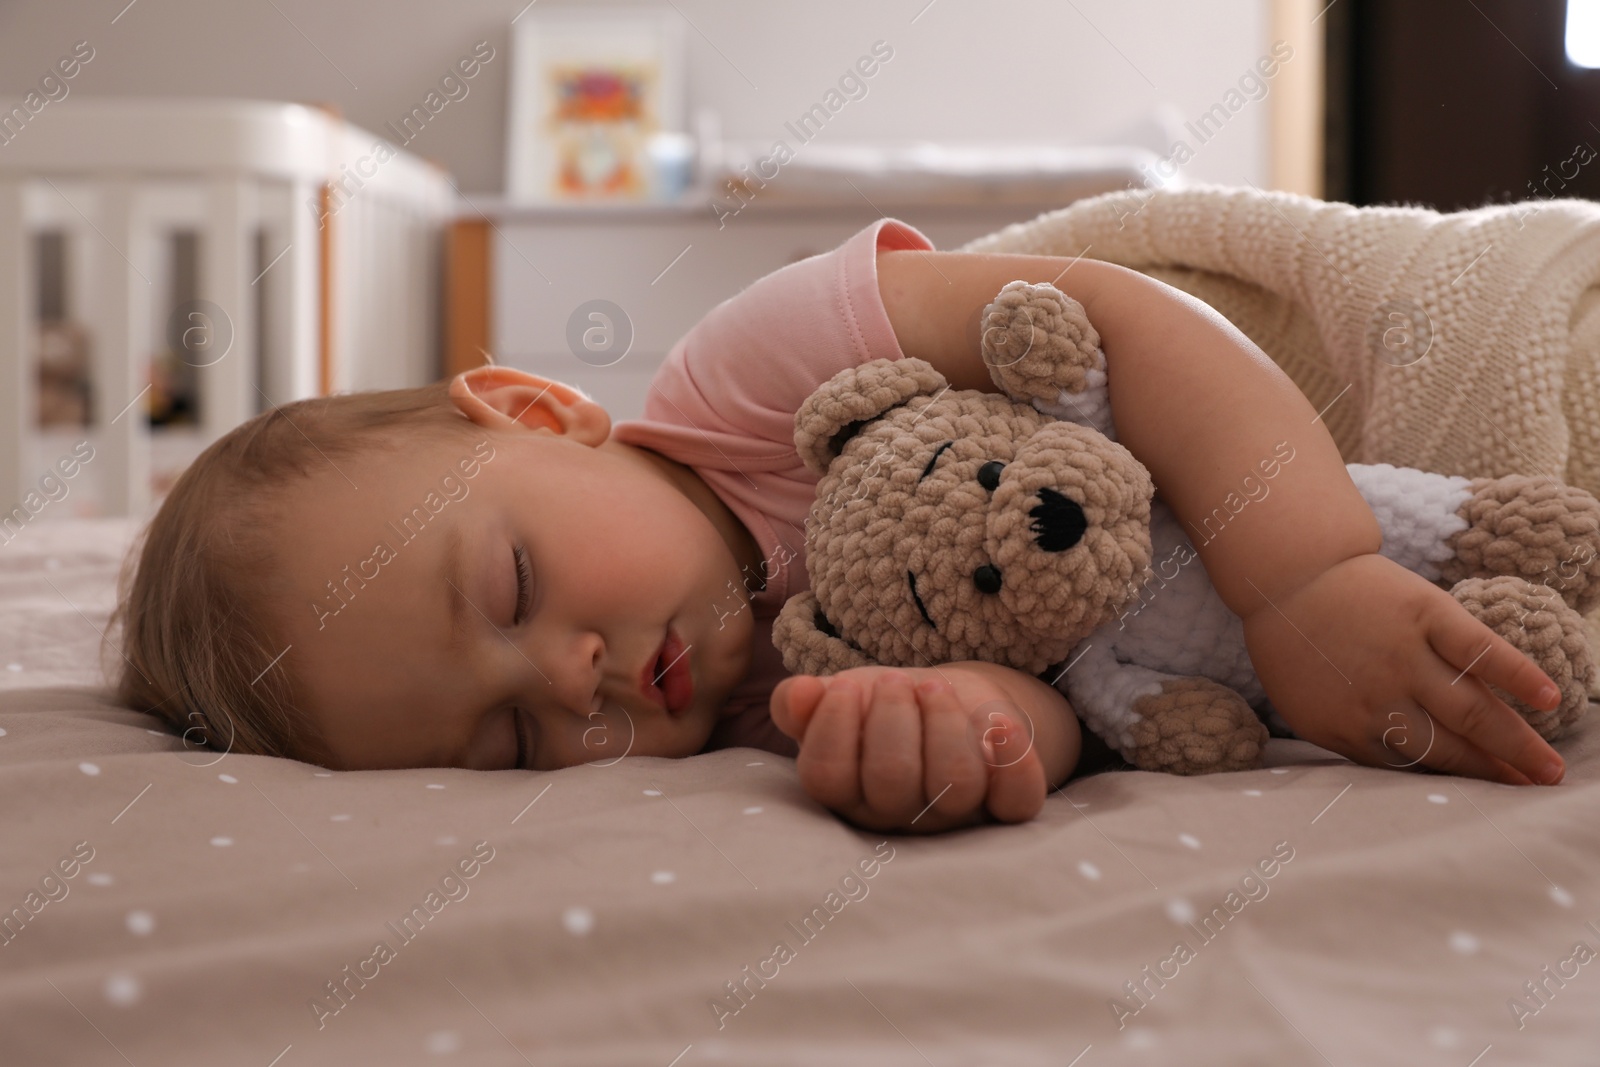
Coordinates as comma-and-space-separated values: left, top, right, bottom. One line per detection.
960, 183, 1600, 500
961, 182, 1600, 673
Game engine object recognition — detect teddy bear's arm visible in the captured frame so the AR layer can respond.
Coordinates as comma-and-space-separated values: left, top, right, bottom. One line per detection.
1059, 640, 1268, 774
980, 280, 1117, 441
1057, 641, 1170, 760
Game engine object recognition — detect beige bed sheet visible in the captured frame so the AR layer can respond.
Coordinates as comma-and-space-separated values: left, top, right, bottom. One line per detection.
3, 518, 1598, 1066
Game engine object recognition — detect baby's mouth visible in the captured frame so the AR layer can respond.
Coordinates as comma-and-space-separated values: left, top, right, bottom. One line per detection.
641, 628, 694, 716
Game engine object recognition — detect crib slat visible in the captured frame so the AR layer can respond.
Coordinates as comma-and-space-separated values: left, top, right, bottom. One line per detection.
201, 177, 257, 442
283, 179, 320, 401
0, 180, 29, 519
89, 180, 149, 516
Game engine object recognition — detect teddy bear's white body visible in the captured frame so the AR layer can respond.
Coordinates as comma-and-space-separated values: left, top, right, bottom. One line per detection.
1026, 374, 1479, 756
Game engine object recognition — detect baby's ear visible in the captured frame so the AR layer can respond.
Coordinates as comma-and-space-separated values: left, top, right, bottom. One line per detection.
793, 357, 949, 477
449, 365, 608, 442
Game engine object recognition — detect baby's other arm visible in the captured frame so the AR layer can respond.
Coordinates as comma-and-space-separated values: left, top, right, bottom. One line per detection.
879, 249, 1381, 610
878, 251, 1565, 786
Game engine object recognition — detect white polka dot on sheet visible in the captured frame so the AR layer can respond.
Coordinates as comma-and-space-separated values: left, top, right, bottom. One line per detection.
742, 806, 763, 815
87, 873, 113, 887
1242, 789, 1261, 796
426, 784, 445, 790
745, 761, 764, 766
145, 729, 164, 735
1123, 1027, 1157, 1048
651, 870, 675, 885
217, 774, 237, 784
0, 728, 7, 737
1427, 794, 1448, 804
1551, 885, 1574, 907
125, 910, 154, 936
330, 814, 351, 822
313, 772, 332, 778
104, 972, 140, 1006
5, 663, 20, 672
426, 1030, 461, 1054
1449, 931, 1480, 955
1429, 1026, 1461, 1049
1178, 833, 1201, 850
1269, 768, 1290, 774
1166, 897, 1195, 924
435, 836, 458, 846
45, 558, 59, 570
210, 836, 233, 848
78, 762, 100, 776
642, 789, 661, 796
1077, 861, 1101, 881
563, 906, 594, 936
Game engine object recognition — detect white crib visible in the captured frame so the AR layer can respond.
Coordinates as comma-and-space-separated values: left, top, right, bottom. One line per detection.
0, 98, 455, 518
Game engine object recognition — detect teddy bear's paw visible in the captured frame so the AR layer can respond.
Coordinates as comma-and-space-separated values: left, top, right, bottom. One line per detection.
1450, 575, 1595, 741
1126, 677, 1269, 775
980, 281, 1106, 409
1441, 475, 1600, 615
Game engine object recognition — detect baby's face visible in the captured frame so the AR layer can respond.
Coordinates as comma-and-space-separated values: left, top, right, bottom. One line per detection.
276, 369, 762, 771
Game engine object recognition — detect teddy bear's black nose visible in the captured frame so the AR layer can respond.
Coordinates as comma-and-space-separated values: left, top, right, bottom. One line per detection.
1030, 488, 1088, 551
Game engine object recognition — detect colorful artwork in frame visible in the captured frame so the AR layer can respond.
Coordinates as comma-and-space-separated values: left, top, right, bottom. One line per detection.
506, 10, 685, 203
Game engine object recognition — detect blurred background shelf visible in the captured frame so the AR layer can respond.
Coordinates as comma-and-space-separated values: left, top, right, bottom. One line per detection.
447, 168, 1166, 421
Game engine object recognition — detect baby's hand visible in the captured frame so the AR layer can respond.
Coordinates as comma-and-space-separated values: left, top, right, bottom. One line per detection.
1241, 553, 1568, 786
769, 665, 1046, 833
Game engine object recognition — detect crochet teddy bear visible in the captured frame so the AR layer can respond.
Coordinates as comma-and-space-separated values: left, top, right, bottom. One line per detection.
772, 280, 1600, 774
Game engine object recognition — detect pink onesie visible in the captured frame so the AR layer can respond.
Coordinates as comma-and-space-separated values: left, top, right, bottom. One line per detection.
612, 218, 935, 757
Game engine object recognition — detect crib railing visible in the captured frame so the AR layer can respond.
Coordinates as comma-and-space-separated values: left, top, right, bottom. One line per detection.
0, 98, 454, 518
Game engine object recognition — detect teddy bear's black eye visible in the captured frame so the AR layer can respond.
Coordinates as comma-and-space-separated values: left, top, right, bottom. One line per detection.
977, 461, 1004, 491
973, 564, 1003, 594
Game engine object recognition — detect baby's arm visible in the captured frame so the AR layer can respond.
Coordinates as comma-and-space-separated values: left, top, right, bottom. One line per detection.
879, 250, 1567, 786
770, 662, 1080, 833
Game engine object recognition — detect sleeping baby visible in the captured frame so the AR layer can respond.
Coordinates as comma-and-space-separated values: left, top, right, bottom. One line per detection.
110, 218, 1572, 834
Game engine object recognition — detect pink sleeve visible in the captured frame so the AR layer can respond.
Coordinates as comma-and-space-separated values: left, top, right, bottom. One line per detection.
620, 217, 935, 470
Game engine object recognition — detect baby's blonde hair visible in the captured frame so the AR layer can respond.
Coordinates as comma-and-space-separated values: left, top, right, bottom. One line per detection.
107, 380, 486, 765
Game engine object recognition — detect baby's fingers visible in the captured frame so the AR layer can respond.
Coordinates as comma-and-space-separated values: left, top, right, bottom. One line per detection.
794, 680, 865, 811
1432, 599, 1564, 712
1425, 607, 1565, 784
982, 712, 1046, 823
916, 680, 987, 823
860, 673, 925, 823
770, 674, 828, 742
1373, 702, 1534, 786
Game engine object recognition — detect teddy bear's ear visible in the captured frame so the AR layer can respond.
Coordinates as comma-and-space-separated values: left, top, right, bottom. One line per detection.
772, 592, 877, 675
793, 357, 950, 477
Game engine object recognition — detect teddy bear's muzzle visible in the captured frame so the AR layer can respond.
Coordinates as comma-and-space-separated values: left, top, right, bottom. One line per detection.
965, 489, 1088, 597
977, 423, 1154, 652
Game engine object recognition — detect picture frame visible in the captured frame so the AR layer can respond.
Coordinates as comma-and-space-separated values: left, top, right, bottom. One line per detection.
504, 8, 686, 203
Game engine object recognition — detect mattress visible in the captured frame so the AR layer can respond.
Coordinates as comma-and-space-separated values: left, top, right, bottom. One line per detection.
4, 518, 1598, 1064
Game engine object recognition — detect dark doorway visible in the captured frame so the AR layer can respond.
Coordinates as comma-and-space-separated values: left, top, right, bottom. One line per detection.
1324, 0, 1600, 209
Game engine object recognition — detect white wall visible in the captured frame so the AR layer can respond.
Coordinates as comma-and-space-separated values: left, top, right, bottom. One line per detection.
0, 0, 1276, 194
